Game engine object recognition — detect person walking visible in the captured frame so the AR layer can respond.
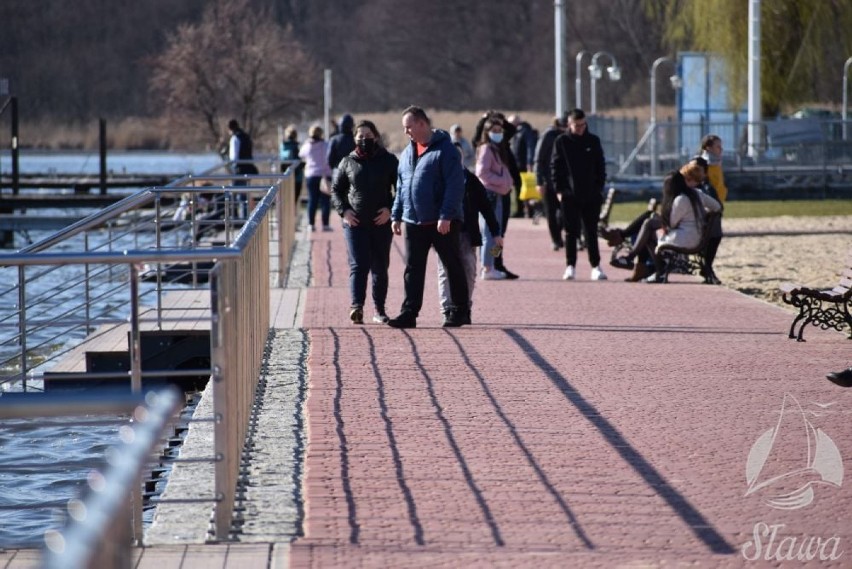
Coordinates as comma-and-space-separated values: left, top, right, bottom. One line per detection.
299, 125, 333, 232
331, 120, 398, 325
387, 106, 469, 329
279, 125, 304, 204
550, 108, 608, 281
227, 119, 258, 218
508, 114, 539, 218
474, 117, 514, 280
327, 114, 356, 173
533, 116, 566, 251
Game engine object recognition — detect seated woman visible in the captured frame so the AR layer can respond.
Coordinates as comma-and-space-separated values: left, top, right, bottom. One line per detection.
610, 162, 721, 283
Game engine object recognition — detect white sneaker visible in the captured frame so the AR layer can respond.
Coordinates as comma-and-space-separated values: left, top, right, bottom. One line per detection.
591, 266, 608, 281
481, 267, 507, 281
562, 266, 575, 280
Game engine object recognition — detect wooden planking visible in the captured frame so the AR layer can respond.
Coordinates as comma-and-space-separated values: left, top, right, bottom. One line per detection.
47, 289, 212, 374
133, 544, 271, 569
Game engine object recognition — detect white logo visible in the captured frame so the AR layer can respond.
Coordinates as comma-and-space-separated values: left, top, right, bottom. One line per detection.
745, 393, 843, 510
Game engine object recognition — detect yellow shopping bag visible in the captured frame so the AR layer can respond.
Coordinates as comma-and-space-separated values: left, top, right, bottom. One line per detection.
519, 172, 540, 201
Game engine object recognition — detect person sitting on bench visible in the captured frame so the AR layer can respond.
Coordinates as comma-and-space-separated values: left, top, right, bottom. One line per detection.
607, 162, 720, 283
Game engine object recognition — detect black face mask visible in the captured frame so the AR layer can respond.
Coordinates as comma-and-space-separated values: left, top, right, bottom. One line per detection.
357, 138, 377, 154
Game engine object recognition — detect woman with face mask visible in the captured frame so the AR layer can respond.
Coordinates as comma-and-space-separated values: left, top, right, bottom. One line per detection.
331, 120, 399, 324
474, 118, 514, 280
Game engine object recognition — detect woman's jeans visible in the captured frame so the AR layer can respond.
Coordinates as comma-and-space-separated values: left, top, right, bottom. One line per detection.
306, 176, 331, 228
343, 222, 393, 311
479, 191, 503, 269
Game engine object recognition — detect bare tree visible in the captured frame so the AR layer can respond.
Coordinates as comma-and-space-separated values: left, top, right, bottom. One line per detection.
148, 0, 317, 150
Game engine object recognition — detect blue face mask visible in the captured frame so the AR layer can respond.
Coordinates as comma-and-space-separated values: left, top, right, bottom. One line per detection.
488, 132, 504, 144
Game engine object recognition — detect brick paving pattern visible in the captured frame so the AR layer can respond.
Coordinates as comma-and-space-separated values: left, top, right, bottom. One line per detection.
291, 220, 851, 568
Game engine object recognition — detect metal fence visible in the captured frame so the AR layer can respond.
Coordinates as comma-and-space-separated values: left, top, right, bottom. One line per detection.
0, 160, 296, 552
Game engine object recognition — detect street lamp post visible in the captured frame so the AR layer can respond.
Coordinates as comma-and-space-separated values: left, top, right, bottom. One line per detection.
843, 56, 852, 141
588, 51, 621, 115
575, 50, 590, 110
650, 57, 681, 176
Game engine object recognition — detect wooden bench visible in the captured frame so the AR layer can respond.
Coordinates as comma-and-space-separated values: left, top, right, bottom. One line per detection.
780, 253, 852, 342
656, 211, 721, 279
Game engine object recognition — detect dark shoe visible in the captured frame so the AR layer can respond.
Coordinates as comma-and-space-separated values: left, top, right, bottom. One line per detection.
497, 266, 519, 279
349, 306, 364, 325
552, 242, 562, 251
462, 310, 472, 325
512, 211, 525, 218
702, 270, 722, 285
387, 312, 416, 328
827, 368, 852, 387
441, 312, 465, 328
610, 256, 634, 270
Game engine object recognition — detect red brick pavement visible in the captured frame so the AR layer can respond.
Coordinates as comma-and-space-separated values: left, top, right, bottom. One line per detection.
292, 220, 852, 568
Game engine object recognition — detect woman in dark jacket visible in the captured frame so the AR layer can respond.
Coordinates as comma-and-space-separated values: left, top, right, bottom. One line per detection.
331, 120, 398, 324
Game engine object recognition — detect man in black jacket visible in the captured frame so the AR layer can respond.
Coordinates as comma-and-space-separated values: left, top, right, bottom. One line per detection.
533, 116, 566, 250
327, 114, 355, 171
550, 109, 608, 281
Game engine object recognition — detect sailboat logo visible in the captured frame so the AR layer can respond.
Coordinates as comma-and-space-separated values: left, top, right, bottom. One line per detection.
745, 394, 843, 510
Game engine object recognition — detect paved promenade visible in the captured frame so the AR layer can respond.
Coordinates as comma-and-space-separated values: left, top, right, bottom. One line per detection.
289, 220, 851, 567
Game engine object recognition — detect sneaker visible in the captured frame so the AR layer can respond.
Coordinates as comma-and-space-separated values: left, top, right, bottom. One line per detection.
387, 312, 417, 329
562, 266, 575, 280
372, 312, 389, 324
481, 268, 507, 281
591, 266, 608, 280
349, 307, 364, 325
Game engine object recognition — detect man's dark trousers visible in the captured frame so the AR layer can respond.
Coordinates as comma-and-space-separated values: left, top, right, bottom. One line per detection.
561, 196, 602, 268
400, 221, 469, 317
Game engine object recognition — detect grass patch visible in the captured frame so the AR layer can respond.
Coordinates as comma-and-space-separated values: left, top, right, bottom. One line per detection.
609, 199, 852, 223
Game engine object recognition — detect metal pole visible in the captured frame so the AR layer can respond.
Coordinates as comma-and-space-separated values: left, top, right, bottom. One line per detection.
575, 51, 589, 109
554, 0, 566, 117
128, 263, 142, 394
323, 69, 332, 140
99, 118, 107, 195
650, 57, 673, 177
11, 96, 19, 196
17, 265, 27, 392
747, 0, 762, 158
590, 68, 597, 115
843, 57, 852, 141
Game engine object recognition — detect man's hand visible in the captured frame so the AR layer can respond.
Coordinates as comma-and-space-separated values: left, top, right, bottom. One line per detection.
494, 236, 504, 248
392, 220, 402, 235
373, 208, 390, 226
437, 219, 451, 235
343, 210, 359, 227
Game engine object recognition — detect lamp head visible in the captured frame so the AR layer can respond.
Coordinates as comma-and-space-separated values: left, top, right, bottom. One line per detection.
606, 65, 621, 81
588, 64, 602, 80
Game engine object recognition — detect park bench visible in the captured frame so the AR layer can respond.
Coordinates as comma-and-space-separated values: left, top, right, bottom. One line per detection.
779, 252, 852, 342
656, 211, 721, 280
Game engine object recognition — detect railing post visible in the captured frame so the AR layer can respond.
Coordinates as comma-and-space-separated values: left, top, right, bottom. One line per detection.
155, 195, 163, 329
128, 263, 142, 394
84, 233, 91, 334
17, 265, 27, 392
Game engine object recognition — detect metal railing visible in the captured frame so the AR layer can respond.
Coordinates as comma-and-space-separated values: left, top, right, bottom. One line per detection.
0, 388, 182, 568
0, 160, 297, 549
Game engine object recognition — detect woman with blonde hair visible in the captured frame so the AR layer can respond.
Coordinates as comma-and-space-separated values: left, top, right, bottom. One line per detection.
299, 125, 333, 231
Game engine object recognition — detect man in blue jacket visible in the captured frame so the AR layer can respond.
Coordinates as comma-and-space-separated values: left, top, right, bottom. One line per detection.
388, 106, 469, 328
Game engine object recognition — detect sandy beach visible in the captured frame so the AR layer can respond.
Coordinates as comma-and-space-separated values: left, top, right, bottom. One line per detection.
707, 215, 851, 309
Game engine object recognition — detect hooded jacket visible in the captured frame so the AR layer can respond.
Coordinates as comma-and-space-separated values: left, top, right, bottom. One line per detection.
327, 114, 356, 169
331, 147, 398, 224
392, 129, 464, 224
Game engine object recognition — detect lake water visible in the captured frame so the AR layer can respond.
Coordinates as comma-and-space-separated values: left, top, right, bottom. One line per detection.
0, 152, 212, 548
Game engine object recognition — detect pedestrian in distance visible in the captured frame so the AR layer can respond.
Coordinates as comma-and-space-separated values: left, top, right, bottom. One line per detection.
331, 120, 398, 325
227, 119, 258, 218
533, 115, 567, 251
387, 106, 469, 329
299, 125, 334, 232
450, 124, 476, 170
327, 114, 356, 173
279, 124, 305, 205
550, 108, 608, 281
